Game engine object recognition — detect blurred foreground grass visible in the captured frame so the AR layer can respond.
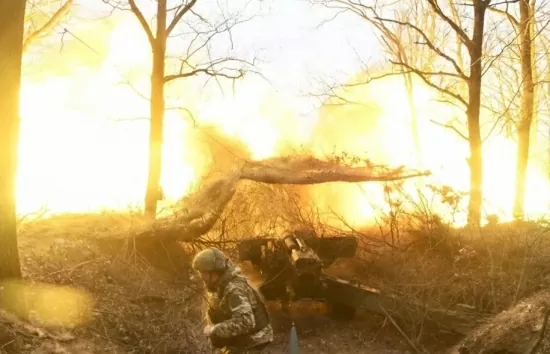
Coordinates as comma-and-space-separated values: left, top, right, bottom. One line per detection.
0, 280, 94, 328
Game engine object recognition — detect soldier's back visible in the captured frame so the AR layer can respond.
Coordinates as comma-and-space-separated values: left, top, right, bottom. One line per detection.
223, 274, 274, 349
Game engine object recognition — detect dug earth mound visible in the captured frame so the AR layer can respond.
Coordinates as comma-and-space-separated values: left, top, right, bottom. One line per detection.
451, 291, 550, 354
1, 214, 548, 354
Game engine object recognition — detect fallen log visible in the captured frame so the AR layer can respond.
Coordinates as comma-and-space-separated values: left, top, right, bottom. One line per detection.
98, 156, 429, 244
240, 156, 429, 184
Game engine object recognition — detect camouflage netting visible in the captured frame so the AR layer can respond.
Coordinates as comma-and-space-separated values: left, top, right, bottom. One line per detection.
454, 291, 550, 354
101, 155, 429, 243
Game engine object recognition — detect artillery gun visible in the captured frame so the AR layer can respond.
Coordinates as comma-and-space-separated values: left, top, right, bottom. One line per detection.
238, 232, 487, 332
238, 232, 379, 319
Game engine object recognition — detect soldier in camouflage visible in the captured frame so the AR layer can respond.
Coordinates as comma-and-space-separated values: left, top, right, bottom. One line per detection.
192, 247, 274, 354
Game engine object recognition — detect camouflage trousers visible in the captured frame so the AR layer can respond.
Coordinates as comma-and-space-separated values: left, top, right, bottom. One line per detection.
216, 343, 269, 354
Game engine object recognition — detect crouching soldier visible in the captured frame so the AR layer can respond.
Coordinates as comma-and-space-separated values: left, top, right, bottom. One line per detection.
192, 247, 273, 354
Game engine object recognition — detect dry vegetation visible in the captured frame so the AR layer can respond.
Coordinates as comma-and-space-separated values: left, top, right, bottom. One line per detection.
325, 182, 550, 352
2, 179, 550, 353
2, 213, 207, 354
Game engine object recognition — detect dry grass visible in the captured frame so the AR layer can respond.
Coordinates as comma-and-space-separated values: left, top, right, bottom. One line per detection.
1, 213, 208, 354
0, 182, 337, 354
332, 182, 550, 352
2, 180, 548, 353
197, 181, 550, 352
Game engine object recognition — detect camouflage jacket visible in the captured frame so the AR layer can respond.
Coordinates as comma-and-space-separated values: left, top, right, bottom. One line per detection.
206, 266, 273, 349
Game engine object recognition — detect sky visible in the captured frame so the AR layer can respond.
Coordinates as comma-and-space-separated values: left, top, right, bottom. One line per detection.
65, 0, 381, 119
20, 0, 550, 219
16, 0, 386, 213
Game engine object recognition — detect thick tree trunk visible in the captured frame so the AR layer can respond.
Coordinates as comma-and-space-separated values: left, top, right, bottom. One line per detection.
0, 0, 27, 280
466, 1, 487, 227
144, 0, 167, 217
513, 0, 535, 219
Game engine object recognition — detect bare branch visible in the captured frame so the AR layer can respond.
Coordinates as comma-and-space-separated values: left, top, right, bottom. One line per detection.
488, 0, 520, 6
345, 70, 416, 87
127, 0, 155, 48
425, 0, 473, 48
389, 61, 464, 80
24, 0, 72, 52
391, 60, 468, 106
164, 57, 251, 83
166, 0, 198, 37
164, 13, 258, 84
430, 119, 469, 140
373, 14, 468, 79
488, 6, 520, 28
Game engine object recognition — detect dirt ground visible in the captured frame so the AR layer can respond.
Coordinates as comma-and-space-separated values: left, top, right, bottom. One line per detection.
0, 215, 459, 354
265, 307, 421, 354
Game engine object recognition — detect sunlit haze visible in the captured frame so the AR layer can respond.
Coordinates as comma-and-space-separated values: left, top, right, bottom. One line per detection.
16, 0, 550, 226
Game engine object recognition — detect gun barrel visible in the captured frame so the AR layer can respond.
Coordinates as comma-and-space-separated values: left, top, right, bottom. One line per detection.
295, 237, 307, 251
283, 235, 299, 252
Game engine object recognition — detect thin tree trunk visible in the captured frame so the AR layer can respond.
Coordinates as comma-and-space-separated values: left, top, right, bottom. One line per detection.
513, 0, 535, 219
543, 37, 550, 180
403, 73, 422, 167
529, 0, 538, 149
0, 0, 27, 280
144, 0, 167, 217
466, 1, 487, 226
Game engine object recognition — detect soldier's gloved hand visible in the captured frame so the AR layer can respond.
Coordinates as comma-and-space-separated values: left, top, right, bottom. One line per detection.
203, 324, 214, 336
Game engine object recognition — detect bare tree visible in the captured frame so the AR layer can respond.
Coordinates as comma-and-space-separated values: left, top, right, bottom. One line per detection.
101, 0, 257, 217
0, 0, 27, 280
314, 0, 498, 226
515, 0, 538, 218
508, 0, 535, 219
482, 0, 550, 218
343, 1, 439, 167
24, 0, 72, 52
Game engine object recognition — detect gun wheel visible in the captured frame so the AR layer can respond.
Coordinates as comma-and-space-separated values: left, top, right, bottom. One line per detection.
326, 301, 356, 320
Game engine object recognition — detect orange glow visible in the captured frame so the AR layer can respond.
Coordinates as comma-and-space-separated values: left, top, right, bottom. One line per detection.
308, 76, 550, 227
17, 18, 550, 228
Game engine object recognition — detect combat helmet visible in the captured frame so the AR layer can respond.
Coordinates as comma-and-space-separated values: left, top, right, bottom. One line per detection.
192, 247, 229, 272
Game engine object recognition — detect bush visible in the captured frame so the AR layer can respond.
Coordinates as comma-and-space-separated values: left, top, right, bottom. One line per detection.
342, 181, 550, 347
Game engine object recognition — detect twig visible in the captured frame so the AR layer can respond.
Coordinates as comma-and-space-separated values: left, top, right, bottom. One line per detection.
0, 340, 14, 348
99, 316, 118, 354
373, 316, 388, 341
151, 333, 171, 352
527, 309, 550, 354
46, 258, 102, 277
379, 304, 424, 354
513, 246, 531, 305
